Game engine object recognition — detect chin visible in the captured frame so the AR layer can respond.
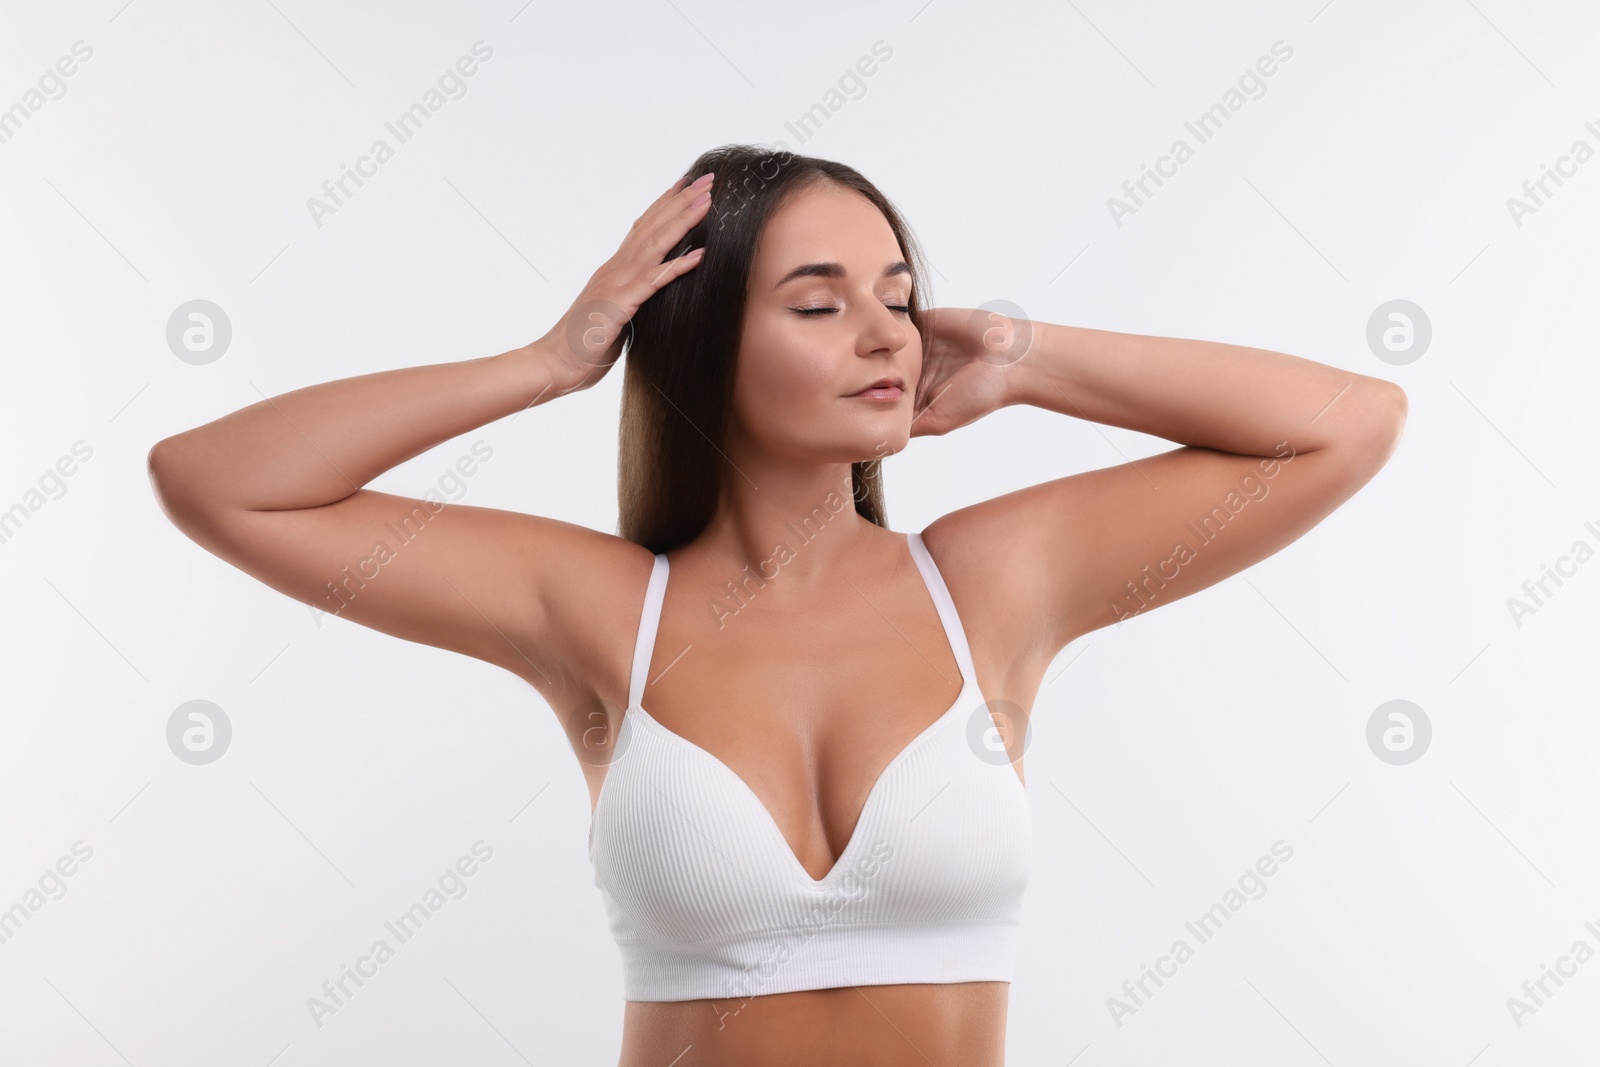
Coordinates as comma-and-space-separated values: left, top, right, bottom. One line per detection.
855, 430, 909, 462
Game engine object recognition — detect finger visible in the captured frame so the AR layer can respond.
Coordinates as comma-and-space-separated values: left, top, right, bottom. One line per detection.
649, 174, 693, 212
631, 173, 713, 240
625, 176, 688, 236
637, 188, 713, 262
642, 246, 705, 290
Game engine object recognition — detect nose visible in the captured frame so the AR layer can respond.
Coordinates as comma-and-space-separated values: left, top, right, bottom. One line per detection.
854, 299, 912, 357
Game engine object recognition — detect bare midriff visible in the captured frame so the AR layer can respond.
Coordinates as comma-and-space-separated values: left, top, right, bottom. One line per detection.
615, 981, 1009, 1066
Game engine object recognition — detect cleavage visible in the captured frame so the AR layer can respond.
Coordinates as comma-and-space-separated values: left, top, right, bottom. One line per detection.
641, 593, 966, 882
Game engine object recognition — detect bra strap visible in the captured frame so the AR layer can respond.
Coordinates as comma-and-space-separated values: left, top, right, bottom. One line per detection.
907, 532, 979, 688
628, 554, 670, 709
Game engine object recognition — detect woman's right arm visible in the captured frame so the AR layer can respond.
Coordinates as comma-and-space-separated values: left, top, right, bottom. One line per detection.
145, 342, 629, 693
147, 171, 717, 709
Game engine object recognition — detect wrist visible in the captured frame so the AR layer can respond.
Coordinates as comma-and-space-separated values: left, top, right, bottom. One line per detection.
1004, 318, 1052, 408
503, 340, 590, 401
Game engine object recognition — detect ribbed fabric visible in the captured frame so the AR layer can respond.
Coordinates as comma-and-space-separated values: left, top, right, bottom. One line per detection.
588, 531, 1033, 1002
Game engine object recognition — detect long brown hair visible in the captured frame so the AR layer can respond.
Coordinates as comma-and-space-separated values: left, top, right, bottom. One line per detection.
617, 144, 934, 553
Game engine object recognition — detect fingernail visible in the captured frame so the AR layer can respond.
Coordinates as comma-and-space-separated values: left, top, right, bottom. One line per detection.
692, 172, 714, 188
692, 190, 711, 208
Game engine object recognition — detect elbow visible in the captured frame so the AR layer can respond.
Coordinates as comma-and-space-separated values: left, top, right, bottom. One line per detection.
146, 435, 181, 496
147, 434, 203, 527
1371, 379, 1408, 442
146, 437, 173, 476
1344, 380, 1407, 470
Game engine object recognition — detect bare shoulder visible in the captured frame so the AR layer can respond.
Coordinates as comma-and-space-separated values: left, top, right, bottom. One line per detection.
524, 518, 658, 725
919, 493, 1068, 701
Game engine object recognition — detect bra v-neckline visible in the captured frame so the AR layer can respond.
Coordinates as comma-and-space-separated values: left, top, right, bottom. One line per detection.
619, 532, 976, 889
630, 682, 972, 888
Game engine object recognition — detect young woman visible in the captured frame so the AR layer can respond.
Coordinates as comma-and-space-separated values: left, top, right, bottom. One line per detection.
148, 144, 1406, 1065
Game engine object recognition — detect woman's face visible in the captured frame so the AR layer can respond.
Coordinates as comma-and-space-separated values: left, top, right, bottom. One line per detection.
730, 181, 922, 465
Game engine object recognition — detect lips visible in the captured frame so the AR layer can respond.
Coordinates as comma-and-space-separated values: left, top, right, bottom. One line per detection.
848, 376, 905, 398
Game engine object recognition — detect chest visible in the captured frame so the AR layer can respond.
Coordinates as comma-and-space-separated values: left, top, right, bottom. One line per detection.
631, 581, 1020, 878
584, 534, 1036, 1000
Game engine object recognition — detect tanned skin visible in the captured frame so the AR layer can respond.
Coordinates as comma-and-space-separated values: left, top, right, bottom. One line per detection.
148, 171, 1406, 1066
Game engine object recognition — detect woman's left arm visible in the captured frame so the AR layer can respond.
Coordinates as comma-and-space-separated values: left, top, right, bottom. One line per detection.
918, 311, 1408, 660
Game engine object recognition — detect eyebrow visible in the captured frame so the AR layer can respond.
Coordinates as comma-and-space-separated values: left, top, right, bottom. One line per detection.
773, 260, 912, 289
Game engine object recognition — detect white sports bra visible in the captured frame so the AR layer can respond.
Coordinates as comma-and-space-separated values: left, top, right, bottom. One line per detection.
588, 531, 1033, 1002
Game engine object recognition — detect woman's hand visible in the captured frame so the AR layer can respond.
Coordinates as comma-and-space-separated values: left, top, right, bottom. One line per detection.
533, 172, 714, 392
910, 306, 1035, 436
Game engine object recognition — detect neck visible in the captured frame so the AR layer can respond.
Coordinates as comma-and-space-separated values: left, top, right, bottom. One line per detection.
695, 454, 882, 592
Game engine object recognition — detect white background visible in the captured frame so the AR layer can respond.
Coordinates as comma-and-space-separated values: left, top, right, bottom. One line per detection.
3, 0, 1598, 1063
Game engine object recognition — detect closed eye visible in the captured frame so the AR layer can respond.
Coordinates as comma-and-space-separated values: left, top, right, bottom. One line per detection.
793, 305, 912, 316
